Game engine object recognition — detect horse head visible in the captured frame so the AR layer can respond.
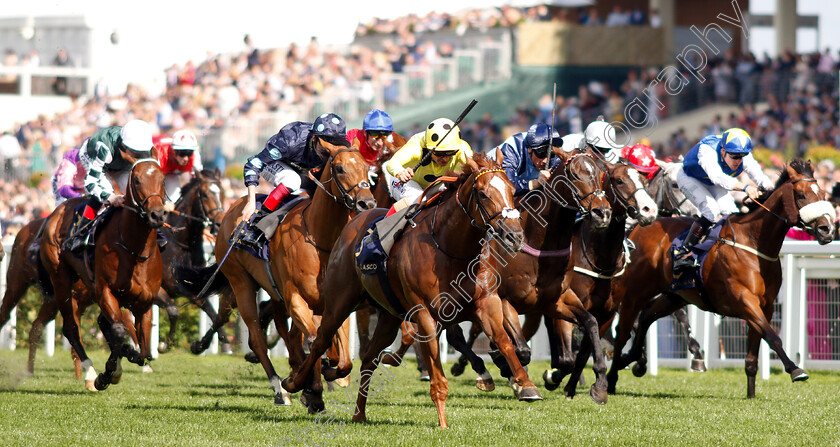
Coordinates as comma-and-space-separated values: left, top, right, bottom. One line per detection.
458, 155, 523, 253
607, 162, 658, 225
552, 147, 612, 230
780, 159, 836, 244
652, 160, 699, 217
192, 168, 225, 234
126, 159, 167, 229
318, 138, 377, 213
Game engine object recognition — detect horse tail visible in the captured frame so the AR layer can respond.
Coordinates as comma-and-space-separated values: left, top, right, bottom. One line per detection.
173, 263, 229, 298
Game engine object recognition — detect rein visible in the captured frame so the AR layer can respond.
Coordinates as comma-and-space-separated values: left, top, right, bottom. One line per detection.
307, 148, 371, 210
117, 158, 163, 261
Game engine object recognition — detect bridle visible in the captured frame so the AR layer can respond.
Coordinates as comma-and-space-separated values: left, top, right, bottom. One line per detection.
749, 177, 824, 230
308, 148, 371, 210
559, 152, 608, 216
124, 158, 165, 221
608, 163, 643, 218
650, 167, 690, 217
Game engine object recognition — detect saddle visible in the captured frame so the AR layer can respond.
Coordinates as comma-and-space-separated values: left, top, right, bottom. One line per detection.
233, 194, 307, 259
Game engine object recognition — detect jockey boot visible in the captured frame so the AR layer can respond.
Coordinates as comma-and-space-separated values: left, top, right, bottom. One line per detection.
673, 217, 713, 270
64, 215, 93, 253
238, 207, 271, 248
156, 229, 167, 251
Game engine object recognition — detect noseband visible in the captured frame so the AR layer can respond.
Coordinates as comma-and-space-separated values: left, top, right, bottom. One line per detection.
308, 148, 371, 210
562, 153, 608, 216
125, 158, 165, 220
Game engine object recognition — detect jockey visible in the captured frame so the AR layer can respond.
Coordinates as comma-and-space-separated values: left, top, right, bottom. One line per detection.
622, 143, 659, 180
51, 148, 86, 206
383, 117, 473, 208
496, 123, 561, 196
346, 109, 394, 165
583, 117, 623, 164
64, 119, 157, 253
673, 128, 774, 269
560, 133, 585, 152
155, 129, 204, 202
239, 113, 349, 247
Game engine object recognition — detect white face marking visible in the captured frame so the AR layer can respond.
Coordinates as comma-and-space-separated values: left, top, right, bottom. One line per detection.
627, 168, 645, 190
811, 184, 820, 196
209, 184, 221, 196
489, 176, 513, 209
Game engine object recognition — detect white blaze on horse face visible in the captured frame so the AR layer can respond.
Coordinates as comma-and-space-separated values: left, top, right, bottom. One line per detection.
627, 168, 658, 219
209, 184, 221, 196
811, 184, 820, 196
488, 176, 519, 219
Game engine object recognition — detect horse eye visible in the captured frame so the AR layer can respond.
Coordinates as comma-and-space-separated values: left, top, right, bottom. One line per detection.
671, 182, 678, 187
616, 179, 624, 185
335, 165, 345, 174
478, 191, 488, 200
795, 192, 805, 200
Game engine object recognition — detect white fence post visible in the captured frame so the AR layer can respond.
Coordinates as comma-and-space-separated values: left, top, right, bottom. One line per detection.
0, 246, 14, 350
150, 304, 159, 359
648, 320, 658, 376
45, 320, 55, 357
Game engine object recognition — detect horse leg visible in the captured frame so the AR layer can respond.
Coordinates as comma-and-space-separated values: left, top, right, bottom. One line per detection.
94, 289, 129, 390
191, 292, 235, 355
563, 329, 594, 400
27, 297, 59, 376
57, 286, 95, 390
408, 308, 450, 428
741, 297, 807, 397
351, 312, 403, 424
322, 318, 352, 384
672, 307, 706, 372
153, 292, 178, 353
620, 294, 686, 377
286, 293, 325, 414
121, 309, 139, 347
355, 305, 372, 359
607, 285, 665, 394
544, 318, 574, 391
132, 307, 153, 373
446, 325, 492, 391
475, 294, 541, 401
520, 312, 541, 342
489, 301, 528, 379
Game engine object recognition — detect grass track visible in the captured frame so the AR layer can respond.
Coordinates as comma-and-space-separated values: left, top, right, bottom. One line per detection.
1, 350, 839, 446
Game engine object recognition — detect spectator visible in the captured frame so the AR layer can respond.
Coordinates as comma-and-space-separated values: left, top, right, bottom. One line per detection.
52, 48, 74, 95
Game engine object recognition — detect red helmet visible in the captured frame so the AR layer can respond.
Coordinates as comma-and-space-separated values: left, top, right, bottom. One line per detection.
625, 143, 658, 179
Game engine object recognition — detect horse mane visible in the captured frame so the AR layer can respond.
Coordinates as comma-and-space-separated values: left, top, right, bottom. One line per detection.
178, 175, 201, 202
744, 158, 812, 211
435, 153, 497, 199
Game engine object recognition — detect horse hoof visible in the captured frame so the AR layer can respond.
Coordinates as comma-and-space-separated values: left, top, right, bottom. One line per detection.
516, 386, 543, 401
244, 352, 260, 364
564, 386, 576, 400
220, 343, 234, 355
542, 369, 560, 391
590, 386, 608, 405
24, 370, 34, 378
631, 362, 647, 377
275, 391, 292, 406
515, 347, 531, 366
93, 376, 110, 391
158, 342, 170, 354
379, 353, 401, 367
450, 361, 466, 377
141, 365, 154, 374
351, 414, 367, 423
691, 359, 707, 372
419, 370, 430, 382
333, 376, 350, 388
791, 369, 809, 382
189, 341, 205, 355
281, 377, 299, 394
476, 377, 495, 392
111, 363, 123, 384
85, 380, 98, 392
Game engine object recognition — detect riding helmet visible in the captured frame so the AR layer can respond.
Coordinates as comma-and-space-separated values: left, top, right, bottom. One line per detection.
363, 109, 393, 132
171, 129, 200, 151
524, 123, 560, 150
312, 113, 349, 147
120, 119, 154, 153
720, 128, 752, 154
423, 118, 462, 152
583, 118, 622, 151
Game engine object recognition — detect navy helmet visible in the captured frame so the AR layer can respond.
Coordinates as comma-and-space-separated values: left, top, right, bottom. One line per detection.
525, 123, 560, 149
363, 109, 393, 132
312, 113, 349, 147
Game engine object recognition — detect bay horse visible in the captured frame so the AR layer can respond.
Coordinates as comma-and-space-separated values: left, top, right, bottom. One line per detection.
607, 159, 835, 398
282, 155, 529, 428
157, 168, 228, 353
40, 158, 167, 391
180, 139, 376, 408
540, 161, 658, 397
442, 148, 615, 403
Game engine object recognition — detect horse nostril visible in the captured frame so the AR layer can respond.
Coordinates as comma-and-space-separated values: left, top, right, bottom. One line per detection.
818, 225, 831, 234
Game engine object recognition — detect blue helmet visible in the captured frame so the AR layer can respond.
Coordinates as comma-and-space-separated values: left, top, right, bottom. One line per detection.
312, 113, 349, 146
525, 123, 560, 149
363, 109, 393, 132
720, 128, 752, 154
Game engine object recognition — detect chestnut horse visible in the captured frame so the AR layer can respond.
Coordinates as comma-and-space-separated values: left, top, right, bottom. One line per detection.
283, 156, 530, 428
180, 139, 376, 408
607, 159, 835, 398
40, 158, 167, 391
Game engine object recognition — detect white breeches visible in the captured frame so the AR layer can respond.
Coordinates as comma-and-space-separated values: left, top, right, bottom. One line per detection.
677, 169, 738, 221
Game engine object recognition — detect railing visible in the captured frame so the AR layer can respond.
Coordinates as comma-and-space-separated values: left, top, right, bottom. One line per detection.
0, 65, 93, 97
3, 240, 840, 376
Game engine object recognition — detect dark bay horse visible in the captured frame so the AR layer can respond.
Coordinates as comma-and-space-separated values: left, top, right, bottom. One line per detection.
283, 155, 529, 428
157, 168, 227, 352
607, 159, 835, 398
540, 161, 658, 397
181, 139, 376, 408
40, 158, 167, 391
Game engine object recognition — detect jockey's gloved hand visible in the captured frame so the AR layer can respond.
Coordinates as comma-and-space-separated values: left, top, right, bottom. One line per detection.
164, 202, 175, 212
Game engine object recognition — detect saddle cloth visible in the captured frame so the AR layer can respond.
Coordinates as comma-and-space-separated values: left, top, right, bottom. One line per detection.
233, 194, 306, 260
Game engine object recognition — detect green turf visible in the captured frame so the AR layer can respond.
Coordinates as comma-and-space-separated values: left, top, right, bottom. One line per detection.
1, 350, 838, 446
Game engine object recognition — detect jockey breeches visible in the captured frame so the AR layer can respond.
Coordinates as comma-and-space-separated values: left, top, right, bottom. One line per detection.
677, 169, 738, 222
383, 169, 424, 205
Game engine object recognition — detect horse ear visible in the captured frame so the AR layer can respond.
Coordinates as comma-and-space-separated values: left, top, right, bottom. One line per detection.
214, 167, 221, 178
784, 163, 797, 179
464, 157, 479, 175
350, 136, 360, 151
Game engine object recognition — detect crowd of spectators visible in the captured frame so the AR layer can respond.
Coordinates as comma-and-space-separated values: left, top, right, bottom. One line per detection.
1, 4, 839, 239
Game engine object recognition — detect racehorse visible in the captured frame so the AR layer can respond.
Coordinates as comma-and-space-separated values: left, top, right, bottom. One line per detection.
440, 148, 615, 403
539, 161, 658, 396
157, 168, 227, 353
282, 155, 529, 428
180, 139, 376, 409
40, 158, 167, 391
607, 159, 835, 398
